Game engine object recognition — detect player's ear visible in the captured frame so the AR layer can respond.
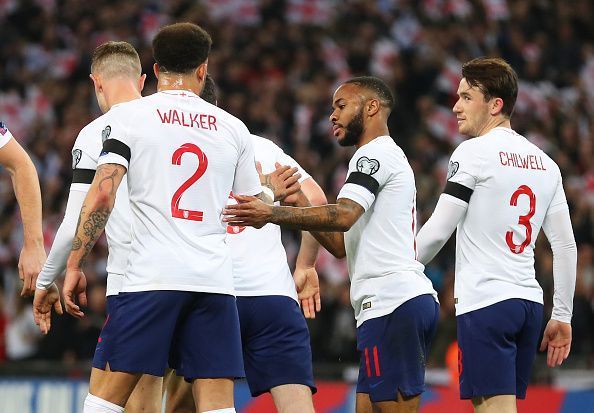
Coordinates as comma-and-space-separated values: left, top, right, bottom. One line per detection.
366, 98, 380, 117
138, 74, 147, 93
90, 73, 101, 93
195, 61, 207, 83
490, 97, 504, 116
153, 63, 159, 80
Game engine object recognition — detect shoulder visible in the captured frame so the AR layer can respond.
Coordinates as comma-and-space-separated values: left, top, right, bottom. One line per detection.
74, 114, 110, 148
250, 134, 281, 152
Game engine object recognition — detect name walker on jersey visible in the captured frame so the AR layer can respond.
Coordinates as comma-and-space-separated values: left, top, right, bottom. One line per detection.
157, 109, 217, 130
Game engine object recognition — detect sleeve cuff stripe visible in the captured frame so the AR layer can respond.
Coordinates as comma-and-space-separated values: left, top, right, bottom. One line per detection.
72, 169, 95, 184
102, 139, 131, 163
444, 181, 473, 203
345, 172, 379, 196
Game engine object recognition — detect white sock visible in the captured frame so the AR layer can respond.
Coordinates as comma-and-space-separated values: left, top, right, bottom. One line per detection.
83, 393, 125, 413
203, 409, 236, 413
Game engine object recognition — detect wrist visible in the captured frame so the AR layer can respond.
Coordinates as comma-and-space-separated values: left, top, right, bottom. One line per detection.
23, 236, 44, 249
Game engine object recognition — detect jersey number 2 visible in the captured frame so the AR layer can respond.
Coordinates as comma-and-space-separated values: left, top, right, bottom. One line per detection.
506, 185, 536, 254
171, 143, 208, 221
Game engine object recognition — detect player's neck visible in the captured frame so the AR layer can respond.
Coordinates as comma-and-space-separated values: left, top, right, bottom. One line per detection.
356, 123, 390, 148
157, 74, 202, 95
104, 79, 141, 109
476, 116, 511, 137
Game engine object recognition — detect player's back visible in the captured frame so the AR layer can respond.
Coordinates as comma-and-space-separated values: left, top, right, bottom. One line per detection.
452, 127, 566, 314
227, 135, 309, 301
98, 90, 261, 295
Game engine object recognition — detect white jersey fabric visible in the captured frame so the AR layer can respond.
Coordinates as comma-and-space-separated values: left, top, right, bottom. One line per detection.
37, 114, 132, 296
0, 122, 14, 149
98, 90, 262, 295
337, 136, 437, 327
446, 127, 569, 315
226, 135, 311, 301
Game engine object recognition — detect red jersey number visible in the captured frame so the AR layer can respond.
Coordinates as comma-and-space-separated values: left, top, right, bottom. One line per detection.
171, 143, 208, 221
506, 185, 536, 254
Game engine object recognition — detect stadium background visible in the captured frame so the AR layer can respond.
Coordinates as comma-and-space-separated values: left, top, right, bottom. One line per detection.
0, 0, 593, 411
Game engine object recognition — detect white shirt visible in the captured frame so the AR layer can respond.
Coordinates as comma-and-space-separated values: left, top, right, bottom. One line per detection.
37, 114, 132, 295
337, 136, 437, 327
0, 122, 14, 148
446, 127, 569, 315
98, 90, 262, 295
226, 135, 311, 300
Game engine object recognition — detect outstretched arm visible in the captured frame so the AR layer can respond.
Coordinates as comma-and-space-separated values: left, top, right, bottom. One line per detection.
0, 138, 45, 296
225, 195, 363, 258
416, 194, 468, 264
64, 163, 126, 317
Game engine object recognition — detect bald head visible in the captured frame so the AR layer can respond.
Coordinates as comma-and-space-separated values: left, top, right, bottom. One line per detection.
91, 41, 142, 79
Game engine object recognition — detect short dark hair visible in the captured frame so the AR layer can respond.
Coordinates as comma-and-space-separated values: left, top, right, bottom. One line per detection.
200, 74, 217, 105
344, 76, 395, 111
91, 41, 141, 78
152, 22, 212, 74
462, 57, 518, 117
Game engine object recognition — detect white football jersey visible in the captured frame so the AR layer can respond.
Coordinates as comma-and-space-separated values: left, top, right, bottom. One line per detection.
446, 127, 568, 315
226, 135, 311, 300
337, 136, 437, 327
98, 90, 262, 294
70, 114, 132, 295
0, 122, 13, 148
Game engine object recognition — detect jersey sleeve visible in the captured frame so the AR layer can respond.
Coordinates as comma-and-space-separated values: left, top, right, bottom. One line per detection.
545, 170, 569, 217
276, 147, 312, 183
0, 122, 14, 149
97, 111, 132, 170
232, 125, 262, 196
443, 141, 482, 205
337, 144, 387, 211
70, 131, 99, 192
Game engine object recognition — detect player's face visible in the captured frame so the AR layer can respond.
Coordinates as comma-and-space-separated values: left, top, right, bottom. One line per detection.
453, 78, 491, 137
330, 84, 365, 147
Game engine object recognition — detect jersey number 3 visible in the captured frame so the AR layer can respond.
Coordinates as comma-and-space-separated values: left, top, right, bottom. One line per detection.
171, 143, 208, 221
506, 185, 536, 254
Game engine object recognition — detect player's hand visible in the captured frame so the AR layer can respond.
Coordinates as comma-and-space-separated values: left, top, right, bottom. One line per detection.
63, 267, 87, 318
223, 195, 273, 229
18, 243, 47, 296
33, 284, 63, 334
540, 319, 572, 367
293, 266, 321, 319
258, 162, 301, 202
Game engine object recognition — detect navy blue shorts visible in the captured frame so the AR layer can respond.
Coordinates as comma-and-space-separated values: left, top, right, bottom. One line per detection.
457, 298, 543, 399
237, 295, 316, 397
92, 291, 244, 380
356, 294, 439, 402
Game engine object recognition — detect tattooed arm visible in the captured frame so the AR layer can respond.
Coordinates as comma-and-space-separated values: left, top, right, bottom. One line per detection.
63, 163, 126, 317
224, 194, 364, 258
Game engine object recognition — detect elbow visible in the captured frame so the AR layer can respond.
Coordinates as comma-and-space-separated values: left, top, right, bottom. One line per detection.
332, 248, 346, 259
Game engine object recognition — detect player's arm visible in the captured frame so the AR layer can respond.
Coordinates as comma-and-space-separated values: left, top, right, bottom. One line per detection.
0, 138, 45, 296
33, 188, 87, 332
415, 188, 469, 264
293, 178, 327, 318
255, 161, 301, 205
224, 195, 362, 257
63, 163, 126, 317
539, 188, 577, 367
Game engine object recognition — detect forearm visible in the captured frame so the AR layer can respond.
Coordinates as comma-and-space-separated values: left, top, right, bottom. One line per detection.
271, 204, 350, 232
37, 190, 87, 289
66, 165, 123, 270
11, 157, 43, 247
543, 209, 577, 323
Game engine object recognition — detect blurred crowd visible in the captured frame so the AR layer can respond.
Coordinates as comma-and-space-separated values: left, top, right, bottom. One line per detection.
0, 0, 593, 376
